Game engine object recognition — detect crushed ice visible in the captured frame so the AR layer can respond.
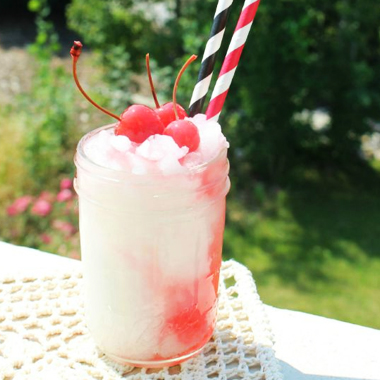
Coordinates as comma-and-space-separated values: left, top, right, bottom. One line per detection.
84, 115, 228, 175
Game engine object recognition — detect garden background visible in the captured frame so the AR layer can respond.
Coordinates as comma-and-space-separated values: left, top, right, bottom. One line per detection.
0, 0, 379, 328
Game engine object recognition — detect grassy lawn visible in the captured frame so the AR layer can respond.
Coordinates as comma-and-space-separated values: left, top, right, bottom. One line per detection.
223, 187, 380, 329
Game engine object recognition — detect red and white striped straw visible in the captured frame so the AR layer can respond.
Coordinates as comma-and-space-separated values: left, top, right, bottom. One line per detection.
206, 0, 261, 121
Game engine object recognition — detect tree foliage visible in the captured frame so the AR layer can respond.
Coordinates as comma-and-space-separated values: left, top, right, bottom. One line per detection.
67, 0, 380, 184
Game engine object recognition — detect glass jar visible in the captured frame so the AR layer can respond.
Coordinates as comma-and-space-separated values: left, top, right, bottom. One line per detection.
74, 125, 230, 367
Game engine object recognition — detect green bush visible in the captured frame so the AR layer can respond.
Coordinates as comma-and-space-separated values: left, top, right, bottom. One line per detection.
0, 113, 31, 203
0, 0, 81, 255
67, 0, 380, 186
67, 0, 183, 110
14, 0, 83, 188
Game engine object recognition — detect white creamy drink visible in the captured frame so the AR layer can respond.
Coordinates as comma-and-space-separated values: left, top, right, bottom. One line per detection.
74, 115, 230, 367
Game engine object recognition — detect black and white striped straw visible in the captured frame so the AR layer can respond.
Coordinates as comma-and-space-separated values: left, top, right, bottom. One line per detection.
188, 0, 233, 117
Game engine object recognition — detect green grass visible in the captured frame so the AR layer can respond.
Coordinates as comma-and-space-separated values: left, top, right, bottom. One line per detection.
223, 188, 380, 329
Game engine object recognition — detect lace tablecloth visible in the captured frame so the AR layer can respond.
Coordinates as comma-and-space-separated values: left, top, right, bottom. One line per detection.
0, 260, 283, 380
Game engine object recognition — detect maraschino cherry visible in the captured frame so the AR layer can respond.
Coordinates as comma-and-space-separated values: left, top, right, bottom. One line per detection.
163, 55, 200, 152
116, 105, 164, 143
70, 41, 164, 143
146, 54, 187, 126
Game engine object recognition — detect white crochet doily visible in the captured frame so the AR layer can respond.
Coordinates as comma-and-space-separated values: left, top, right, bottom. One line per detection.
0, 260, 283, 380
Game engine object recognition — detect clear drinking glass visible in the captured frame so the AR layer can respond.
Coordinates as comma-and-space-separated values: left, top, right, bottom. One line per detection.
74, 125, 230, 367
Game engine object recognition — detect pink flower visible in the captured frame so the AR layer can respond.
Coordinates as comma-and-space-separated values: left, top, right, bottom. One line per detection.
52, 219, 77, 235
39, 191, 55, 202
40, 233, 52, 244
31, 199, 52, 217
57, 189, 73, 202
7, 206, 18, 216
60, 178, 73, 190
7, 196, 33, 216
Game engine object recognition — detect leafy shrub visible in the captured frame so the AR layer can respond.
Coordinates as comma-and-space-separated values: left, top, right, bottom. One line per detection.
67, 0, 184, 110
0, 113, 32, 202
16, 0, 80, 188
0, 0, 88, 255
68, 0, 380, 186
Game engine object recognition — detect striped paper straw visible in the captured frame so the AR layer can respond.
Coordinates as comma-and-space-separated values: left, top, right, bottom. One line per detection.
206, 0, 261, 121
188, 0, 233, 117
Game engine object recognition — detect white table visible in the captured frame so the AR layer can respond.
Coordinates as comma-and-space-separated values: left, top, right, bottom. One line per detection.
1, 241, 379, 380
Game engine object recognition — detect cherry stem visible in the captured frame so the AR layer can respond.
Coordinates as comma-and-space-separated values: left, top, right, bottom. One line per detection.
173, 55, 197, 120
145, 53, 160, 109
70, 41, 121, 122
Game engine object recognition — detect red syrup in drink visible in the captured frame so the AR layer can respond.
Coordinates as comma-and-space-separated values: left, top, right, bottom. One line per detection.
152, 204, 226, 363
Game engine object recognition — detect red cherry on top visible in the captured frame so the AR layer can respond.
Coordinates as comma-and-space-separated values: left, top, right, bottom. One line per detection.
162, 54, 200, 152
156, 102, 188, 126
164, 120, 200, 152
115, 105, 164, 143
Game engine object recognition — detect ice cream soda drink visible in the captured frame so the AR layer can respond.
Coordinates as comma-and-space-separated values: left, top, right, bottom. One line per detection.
72, 43, 230, 367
